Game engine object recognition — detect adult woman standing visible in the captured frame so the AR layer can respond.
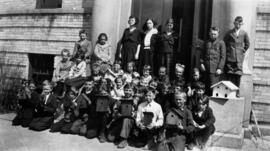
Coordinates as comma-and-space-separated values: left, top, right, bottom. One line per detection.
119, 16, 141, 71
139, 18, 158, 74
158, 18, 179, 77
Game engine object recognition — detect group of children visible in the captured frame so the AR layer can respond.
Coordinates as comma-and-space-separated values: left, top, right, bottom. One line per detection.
13, 49, 215, 151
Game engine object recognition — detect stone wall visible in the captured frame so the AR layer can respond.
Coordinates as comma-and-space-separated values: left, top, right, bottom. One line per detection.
252, 0, 270, 123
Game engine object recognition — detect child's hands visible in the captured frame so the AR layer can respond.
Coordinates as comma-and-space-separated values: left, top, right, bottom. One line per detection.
187, 87, 192, 96
193, 120, 199, 127
197, 124, 206, 129
177, 122, 184, 130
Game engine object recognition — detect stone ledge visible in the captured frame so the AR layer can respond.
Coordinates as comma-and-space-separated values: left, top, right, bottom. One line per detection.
209, 130, 244, 149
0, 8, 92, 16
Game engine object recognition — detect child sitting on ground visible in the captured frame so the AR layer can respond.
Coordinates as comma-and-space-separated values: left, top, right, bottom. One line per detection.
188, 95, 215, 150
107, 83, 137, 148
134, 87, 164, 150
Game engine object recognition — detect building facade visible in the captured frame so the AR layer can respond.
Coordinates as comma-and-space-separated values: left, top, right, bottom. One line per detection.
0, 0, 270, 129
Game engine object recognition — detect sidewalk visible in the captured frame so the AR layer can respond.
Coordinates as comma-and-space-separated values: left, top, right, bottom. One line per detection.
0, 113, 269, 151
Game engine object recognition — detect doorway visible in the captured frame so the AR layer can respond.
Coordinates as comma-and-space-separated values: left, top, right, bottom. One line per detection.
131, 0, 212, 80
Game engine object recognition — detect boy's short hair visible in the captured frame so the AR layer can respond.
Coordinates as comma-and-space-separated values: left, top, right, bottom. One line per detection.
144, 87, 156, 95
114, 76, 124, 83
166, 18, 174, 25
193, 68, 200, 74
234, 16, 243, 23
61, 49, 70, 56
199, 95, 209, 105
194, 81, 205, 90
210, 27, 220, 33
143, 65, 151, 71
159, 66, 167, 71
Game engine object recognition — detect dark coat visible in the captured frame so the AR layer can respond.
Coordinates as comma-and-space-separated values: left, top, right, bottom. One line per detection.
192, 107, 215, 128
223, 29, 250, 63
200, 39, 226, 73
165, 106, 195, 135
35, 93, 58, 117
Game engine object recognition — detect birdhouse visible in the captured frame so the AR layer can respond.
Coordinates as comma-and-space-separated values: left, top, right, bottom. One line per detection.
211, 81, 239, 99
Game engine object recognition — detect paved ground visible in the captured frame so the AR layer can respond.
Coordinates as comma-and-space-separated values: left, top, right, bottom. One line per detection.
0, 113, 269, 151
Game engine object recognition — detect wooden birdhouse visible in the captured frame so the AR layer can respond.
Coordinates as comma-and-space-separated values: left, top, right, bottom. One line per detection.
120, 98, 133, 117
165, 110, 183, 126
211, 81, 239, 99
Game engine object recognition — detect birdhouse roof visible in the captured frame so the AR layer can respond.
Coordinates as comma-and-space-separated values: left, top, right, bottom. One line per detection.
211, 81, 239, 90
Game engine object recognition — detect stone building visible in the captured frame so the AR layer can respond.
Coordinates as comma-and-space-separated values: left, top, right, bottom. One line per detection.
0, 0, 269, 135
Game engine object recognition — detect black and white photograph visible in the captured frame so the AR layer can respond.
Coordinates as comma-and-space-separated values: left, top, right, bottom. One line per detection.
0, 0, 270, 151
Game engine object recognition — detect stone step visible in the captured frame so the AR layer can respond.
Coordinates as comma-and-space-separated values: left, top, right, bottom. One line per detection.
208, 130, 244, 149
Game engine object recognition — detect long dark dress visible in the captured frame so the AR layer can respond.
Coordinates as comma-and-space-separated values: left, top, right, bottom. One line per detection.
120, 28, 141, 71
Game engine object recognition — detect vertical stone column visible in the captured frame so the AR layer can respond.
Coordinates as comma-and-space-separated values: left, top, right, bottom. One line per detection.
211, 0, 257, 127
91, 0, 132, 62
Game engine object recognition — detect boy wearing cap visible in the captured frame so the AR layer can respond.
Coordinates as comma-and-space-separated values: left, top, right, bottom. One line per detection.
224, 16, 250, 95
70, 78, 94, 135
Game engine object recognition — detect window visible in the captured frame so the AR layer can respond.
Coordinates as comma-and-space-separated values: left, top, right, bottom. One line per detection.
216, 93, 218, 97
29, 53, 54, 84
225, 94, 228, 98
36, 0, 62, 9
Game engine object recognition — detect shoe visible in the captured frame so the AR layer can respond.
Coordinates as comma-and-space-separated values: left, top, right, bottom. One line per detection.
98, 135, 106, 143
187, 143, 195, 150
142, 144, 150, 150
117, 139, 128, 148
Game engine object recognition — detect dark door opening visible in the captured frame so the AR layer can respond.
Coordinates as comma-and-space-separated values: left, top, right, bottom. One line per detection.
131, 0, 212, 81
131, 0, 195, 79
28, 53, 54, 85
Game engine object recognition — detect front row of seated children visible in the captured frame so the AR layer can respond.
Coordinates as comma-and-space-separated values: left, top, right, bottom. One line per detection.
12, 64, 215, 151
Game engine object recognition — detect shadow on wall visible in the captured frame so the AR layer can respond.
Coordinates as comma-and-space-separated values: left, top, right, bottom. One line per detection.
0, 51, 24, 112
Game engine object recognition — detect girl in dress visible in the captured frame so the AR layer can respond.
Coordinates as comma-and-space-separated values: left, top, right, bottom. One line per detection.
139, 18, 158, 74
119, 16, 141, 71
